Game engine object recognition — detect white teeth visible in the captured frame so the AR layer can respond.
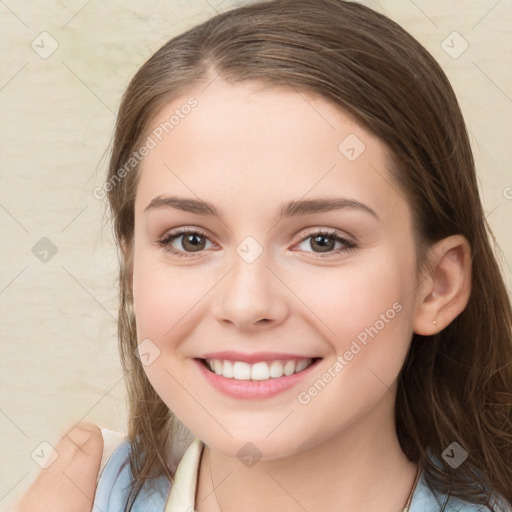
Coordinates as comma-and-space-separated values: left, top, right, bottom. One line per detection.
204, 358, 314, 381
213, 360, 223, 375
233, 361, 251, 380
269, 360, 284, 378
223, 360, 234, 378
251, 362, 270, 380
283, 360, 295, 376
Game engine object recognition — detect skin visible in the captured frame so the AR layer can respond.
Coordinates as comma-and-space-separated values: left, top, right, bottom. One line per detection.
17, 79, 471, 512
129, 79, 472, 512
16, 423, 102, 512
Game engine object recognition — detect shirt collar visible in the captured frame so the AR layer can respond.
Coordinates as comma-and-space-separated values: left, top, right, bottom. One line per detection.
164, 437, 425, 512
164, 437, 204, 512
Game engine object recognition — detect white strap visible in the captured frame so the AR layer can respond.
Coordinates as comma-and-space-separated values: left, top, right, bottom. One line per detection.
97, 427, 127, 483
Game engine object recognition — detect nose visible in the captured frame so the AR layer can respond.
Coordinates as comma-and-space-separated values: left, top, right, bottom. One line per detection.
211, 251, 289, 331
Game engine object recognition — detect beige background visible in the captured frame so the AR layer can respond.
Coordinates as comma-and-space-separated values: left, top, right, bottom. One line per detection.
0, 0, 510, 509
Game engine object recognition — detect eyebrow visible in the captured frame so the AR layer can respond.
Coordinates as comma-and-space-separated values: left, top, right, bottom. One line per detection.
144, 195, 379, 220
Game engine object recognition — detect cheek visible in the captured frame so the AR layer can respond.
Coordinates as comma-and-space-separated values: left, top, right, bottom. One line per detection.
294, 253, 416, 348
131, 252, 207, 413
292, 259, 415, 431
291, 250, 417, 411
131, 241, 210, 342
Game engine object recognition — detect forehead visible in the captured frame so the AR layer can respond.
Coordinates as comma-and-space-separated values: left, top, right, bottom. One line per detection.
135, 79, 406, 223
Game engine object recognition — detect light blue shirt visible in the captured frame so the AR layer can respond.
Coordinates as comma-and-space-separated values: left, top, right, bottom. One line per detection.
93, 437, 511, 512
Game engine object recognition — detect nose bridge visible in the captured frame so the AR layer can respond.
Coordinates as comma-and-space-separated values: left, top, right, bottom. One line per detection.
212, 236, 288, 329
229, 247, 269, 297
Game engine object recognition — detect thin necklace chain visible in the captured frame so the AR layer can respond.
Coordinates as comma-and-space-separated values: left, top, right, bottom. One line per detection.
208, 447, 421, 512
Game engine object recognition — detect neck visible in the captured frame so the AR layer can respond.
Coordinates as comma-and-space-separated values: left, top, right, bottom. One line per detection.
195, 392, 419, 512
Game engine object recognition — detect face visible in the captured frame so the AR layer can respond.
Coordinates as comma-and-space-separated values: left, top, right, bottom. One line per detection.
131, 79, 422, 460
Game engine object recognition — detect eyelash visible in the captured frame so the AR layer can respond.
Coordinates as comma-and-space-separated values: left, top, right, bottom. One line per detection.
156, 228, 357, 259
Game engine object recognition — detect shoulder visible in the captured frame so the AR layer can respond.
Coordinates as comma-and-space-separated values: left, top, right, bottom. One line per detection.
410, 471, 512, 512
93, 428, 171, 512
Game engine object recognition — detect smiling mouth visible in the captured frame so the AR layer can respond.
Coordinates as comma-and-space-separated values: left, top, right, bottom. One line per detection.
198, 357, 321, 381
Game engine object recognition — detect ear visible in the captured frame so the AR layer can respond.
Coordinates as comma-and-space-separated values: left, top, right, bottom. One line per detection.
413, 234, 472, 335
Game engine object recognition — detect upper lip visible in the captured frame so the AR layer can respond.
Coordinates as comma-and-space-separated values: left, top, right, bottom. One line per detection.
197, 351, 321, 364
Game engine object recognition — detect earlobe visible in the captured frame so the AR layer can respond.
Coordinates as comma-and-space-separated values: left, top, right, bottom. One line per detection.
413, 235, 472, 335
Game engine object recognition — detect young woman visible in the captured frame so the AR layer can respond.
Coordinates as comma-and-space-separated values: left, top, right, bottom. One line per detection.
18, 1, 512, 511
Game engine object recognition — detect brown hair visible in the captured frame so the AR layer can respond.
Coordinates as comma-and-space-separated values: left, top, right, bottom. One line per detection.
105, 0, 512, 509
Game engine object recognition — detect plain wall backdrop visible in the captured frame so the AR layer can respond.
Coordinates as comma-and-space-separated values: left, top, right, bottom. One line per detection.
0, 0, 510, 509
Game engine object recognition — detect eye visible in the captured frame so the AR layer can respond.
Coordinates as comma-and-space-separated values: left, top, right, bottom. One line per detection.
156, 228, 215, 258
293, 229, 357, 257
156, 228, 357, 259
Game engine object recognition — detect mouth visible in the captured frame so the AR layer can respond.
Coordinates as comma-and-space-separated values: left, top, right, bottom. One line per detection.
197, 357, 322, 381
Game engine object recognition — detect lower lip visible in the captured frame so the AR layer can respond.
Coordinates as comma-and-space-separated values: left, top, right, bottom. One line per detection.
194, 358, 321, 399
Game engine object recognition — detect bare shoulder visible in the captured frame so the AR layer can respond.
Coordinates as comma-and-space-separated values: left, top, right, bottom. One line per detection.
17, 422, 104, 512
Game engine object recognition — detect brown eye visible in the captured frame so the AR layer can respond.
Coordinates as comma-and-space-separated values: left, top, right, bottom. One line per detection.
181, 233, 207, 252
310, 234, 336, 253
295, 230, 357, 257
157, 229, 214, 257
